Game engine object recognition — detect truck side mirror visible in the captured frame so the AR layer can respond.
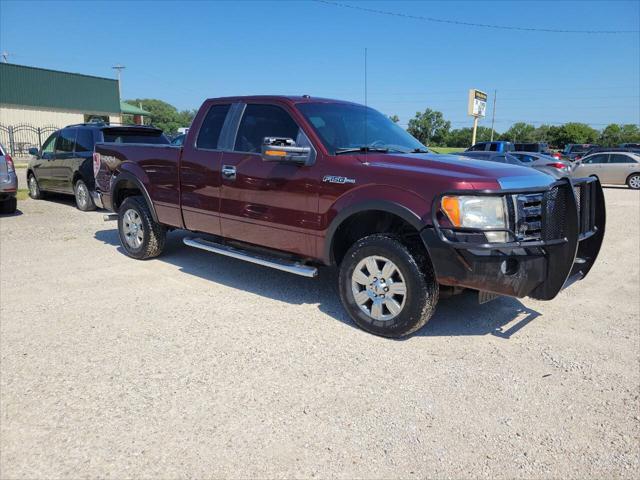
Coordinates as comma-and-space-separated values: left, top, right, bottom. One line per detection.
261, 137, 313, 166
28, 147, 39, 156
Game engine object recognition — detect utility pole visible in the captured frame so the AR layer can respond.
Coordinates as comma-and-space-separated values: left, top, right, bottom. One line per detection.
490, 89, 497, 141
112, 64, 126, 99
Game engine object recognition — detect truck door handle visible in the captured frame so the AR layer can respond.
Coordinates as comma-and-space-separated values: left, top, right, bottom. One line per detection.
222, 165, 236, 180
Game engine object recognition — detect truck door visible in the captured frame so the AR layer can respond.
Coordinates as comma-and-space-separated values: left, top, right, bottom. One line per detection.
217, 103, 319, 258
179, 103, 231, 236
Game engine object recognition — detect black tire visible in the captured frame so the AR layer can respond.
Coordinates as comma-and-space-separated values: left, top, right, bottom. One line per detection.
27, 173, 44, 199
0, 197, 17, 214
626, 173, 640, 190
117, 195, 166, 259
338, 234, 439, 338
74, 179, 96, 211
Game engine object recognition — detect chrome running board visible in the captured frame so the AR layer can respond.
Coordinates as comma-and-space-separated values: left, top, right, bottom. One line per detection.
183, 237, 318, 278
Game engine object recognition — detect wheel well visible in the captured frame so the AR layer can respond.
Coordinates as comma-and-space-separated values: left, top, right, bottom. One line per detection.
626, 172, 640, 182
72, 172, 84, 187
331, 210, 423, 265
112, 179, 143, 211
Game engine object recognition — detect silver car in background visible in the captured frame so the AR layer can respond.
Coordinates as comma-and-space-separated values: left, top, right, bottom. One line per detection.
0, 142, 18, 214
510, 151, 574, 179
572, 151, 640, 189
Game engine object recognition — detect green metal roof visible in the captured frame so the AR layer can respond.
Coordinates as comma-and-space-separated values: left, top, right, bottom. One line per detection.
0, 63, 120, 114
120, 101, 151, 116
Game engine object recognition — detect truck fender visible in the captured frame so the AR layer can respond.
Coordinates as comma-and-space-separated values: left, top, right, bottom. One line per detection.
110, 170, 159, 223
323, 199, 426, 265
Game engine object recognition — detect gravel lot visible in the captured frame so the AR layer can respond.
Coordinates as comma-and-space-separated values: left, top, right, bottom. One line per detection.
1, 188, 638, 479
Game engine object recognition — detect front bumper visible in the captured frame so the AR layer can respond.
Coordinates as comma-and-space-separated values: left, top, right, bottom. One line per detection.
421, 177, 605, 300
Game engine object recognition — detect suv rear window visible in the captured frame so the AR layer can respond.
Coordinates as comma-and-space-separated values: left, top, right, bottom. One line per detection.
75, 129, 94, 152
102, 128, 169, 144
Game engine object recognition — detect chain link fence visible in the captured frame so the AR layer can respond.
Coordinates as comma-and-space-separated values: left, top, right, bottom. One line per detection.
0, 124, 61, 157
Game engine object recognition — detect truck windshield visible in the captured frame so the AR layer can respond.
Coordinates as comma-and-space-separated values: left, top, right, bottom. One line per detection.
297, 103, 428, 155
102, 129, 170, 144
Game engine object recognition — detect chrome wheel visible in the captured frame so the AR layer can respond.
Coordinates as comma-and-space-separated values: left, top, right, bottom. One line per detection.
351, 255, 407, 321
122, 208, 144, 249
76, 181, 88, 208
629, 175, 640, 189
28, 175, 38, 197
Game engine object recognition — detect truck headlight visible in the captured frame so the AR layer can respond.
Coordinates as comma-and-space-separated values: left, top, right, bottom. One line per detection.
440, 195, 508, 243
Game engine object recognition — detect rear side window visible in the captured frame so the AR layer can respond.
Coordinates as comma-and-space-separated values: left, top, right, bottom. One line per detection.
584, 154, 607, 164
489, 143, 499, 151
196, 104, 231, 149
609, 154, 635, 164
234, 104, 299, 153
55, 129, 76, 153
75, 129, 94, 152
102, 129, 170, 144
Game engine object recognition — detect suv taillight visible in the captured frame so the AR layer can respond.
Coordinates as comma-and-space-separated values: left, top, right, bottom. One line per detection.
5, 154, 14, 172
546, 162, 567, 169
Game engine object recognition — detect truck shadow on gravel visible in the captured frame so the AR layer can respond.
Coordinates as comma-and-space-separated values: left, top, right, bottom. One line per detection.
94, 228, 540, 339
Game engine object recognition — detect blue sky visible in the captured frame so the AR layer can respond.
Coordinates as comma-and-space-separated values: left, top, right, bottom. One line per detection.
1, 0, 638, 132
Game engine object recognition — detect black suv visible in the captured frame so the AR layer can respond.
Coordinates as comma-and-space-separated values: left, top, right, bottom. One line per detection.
27, 123, 169, 210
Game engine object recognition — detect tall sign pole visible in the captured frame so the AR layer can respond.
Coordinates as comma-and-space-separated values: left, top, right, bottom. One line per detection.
468, 89, 487, 146
490, 89, 497, 141
112, 64, 126, 99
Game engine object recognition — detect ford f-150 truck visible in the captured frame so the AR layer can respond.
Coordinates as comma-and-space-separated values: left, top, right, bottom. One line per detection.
94, 96, 605, 337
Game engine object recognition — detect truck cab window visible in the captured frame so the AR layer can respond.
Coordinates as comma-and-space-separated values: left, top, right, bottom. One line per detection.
196, 104, 231, 149
234, 104, 299, 153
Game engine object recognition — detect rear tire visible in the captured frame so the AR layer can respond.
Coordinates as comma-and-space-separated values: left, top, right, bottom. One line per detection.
27, 174, 44, 199
627, 173, 640, 190
0, 197, 17, 214
338, 234, 439, 338
74, 179, 96, 211
117, 195, 166, 259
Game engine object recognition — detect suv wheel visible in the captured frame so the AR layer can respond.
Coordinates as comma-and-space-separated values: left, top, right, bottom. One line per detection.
339, 234, 439, 338
27, 174, 43, 199
117, 195, 166, 259
627, 173, 640, 190
74, 179, 96, 211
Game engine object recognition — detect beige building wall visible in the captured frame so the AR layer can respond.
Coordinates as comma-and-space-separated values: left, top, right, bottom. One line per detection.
0, 104, 121, 127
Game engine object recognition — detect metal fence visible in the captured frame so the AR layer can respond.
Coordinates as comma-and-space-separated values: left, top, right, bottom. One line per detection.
0, 124, 61, 156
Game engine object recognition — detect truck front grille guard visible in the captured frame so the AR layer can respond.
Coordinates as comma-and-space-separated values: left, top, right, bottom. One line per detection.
431, 177, 602, 251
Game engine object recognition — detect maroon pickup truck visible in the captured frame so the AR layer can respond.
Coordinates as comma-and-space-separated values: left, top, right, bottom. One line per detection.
94, 96, 605, 337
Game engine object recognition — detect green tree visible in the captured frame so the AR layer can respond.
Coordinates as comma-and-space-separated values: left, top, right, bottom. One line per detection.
124, 98, 193, 135
553, 122, 599, 146
407, 109, 451, 146
599, 123, 640, 146
500, 122, 536, 143
389, 114, 400, 123
445, 126, 494, 147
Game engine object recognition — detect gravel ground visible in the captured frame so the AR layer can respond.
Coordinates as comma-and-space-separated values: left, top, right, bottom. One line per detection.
1, 188, 638, 479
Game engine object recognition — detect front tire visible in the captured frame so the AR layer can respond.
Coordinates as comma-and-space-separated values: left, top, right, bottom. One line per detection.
117, 196, 166, 259
27, 174, 44, 199
74, 179, 96, 211
338, 234, 439, 338
627, 173, 640, 190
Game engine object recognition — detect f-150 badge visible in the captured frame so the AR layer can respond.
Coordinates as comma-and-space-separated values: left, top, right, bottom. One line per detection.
323, 175, 356, 184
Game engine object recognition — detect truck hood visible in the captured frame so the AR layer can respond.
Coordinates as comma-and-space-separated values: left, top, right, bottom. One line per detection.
363, 153, 555, 190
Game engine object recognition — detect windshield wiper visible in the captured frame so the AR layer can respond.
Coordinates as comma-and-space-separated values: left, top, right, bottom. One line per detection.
335, 146, 389, 155
409, 148, 430, 153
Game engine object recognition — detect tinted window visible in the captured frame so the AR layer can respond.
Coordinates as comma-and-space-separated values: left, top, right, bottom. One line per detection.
172, 134, 186, 146
469, 143, 486, 151
197, 104, 231, 149
235, 104, 299, 153
492, 154, 507, 163
75, 129, 94, 152
584, 154, 607, 164
55, 129, 76, 153
488, 143, 499, 151
102, 129, 170, 144
512, 153, 535, 163
42, 133, 57, 153
609, 154, 636, 164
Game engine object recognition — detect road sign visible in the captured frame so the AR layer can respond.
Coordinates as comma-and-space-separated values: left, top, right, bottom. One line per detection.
468, 89, 488, 117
